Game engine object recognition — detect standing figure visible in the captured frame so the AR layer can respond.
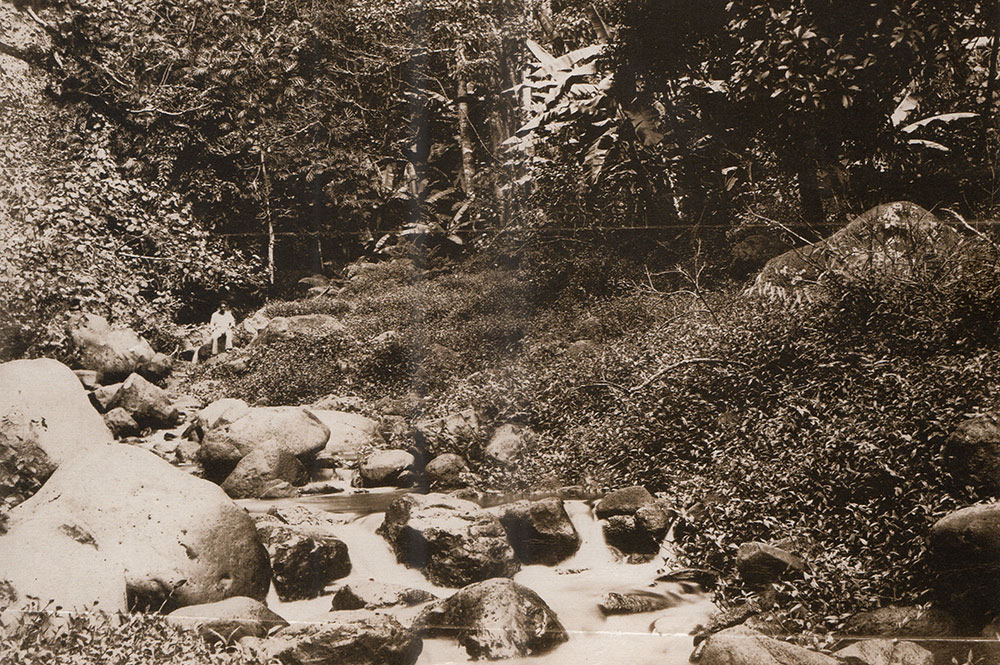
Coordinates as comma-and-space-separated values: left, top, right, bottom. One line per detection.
209, 301, 236, 356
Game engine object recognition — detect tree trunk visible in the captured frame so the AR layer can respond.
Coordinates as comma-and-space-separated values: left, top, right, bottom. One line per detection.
795, 151, 824, 237
267, 219, 275, 285
260, 152, 275, 285
456, 42, 475, 197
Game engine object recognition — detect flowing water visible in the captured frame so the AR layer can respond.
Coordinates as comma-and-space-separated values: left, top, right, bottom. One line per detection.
241, 490, 716, 665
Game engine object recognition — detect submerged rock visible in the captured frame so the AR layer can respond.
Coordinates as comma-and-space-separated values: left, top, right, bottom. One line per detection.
378, 493, 519, 587
598, 590, 681, 615
414, 578, 567, 660
329, 581, 436, 610
595, 487, 674, 558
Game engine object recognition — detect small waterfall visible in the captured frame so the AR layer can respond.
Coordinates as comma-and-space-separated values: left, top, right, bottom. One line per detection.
562, 501, 617, 570
263, 496, 715, 664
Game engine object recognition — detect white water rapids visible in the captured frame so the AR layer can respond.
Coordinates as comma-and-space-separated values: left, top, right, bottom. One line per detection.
241, 492, 716, 665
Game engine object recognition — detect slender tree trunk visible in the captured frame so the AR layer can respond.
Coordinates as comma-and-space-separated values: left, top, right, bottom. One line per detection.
260, 152, 275, 285
795, 151, 824, 237
456, 42, 475, 197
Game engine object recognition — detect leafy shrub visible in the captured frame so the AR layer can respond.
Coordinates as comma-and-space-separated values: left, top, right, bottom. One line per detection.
0, 606, 261, 664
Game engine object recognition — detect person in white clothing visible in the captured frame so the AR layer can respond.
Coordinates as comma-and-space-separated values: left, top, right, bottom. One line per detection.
208, 301, 236, 355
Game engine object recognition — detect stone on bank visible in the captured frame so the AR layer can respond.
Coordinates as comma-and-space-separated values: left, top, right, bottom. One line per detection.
6, 444, 270, 611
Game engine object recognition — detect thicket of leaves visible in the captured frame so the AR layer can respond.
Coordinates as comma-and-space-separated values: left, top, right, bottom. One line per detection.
0, 16, 260, 361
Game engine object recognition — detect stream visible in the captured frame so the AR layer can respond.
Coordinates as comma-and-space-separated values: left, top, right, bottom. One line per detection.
239, 485, 716, 665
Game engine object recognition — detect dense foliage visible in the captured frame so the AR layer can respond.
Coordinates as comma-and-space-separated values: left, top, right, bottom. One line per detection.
0, 10, 260, 360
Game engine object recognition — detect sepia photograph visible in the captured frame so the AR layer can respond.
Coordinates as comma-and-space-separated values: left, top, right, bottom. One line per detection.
2, 0, 1000, 663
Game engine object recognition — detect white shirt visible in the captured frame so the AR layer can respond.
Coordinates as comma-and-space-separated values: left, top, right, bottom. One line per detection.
210, 309, 235, 334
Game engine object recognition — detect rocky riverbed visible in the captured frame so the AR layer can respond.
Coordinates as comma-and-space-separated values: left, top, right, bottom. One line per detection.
6, 309, 1000, 665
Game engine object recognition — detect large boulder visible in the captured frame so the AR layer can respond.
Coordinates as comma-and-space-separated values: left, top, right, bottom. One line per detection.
0, 515, 127, 615
199, 407, 330, 481
6, 444, 270, 611
834, 639, 933, 665
498, 497, 581, 565
103, 407, 140, 439
221, 440, 309, 499
378, 493, 519, 587
253, 612, 421, 665
484, 422, 529, 466
166, 596, 288, 644
425, 453, 470, 490
195, 398, 251, 434
701, 626, 839, 665
254, 314, 346, 344
91, 382, 123, 413
138, 352, 174, 383
736, 542, 808, 587
329, 582, 436, 610
253, 507, 351, 601
842, 604, 962, 663
751, 202, 962, 303
66, 312, 156, 383
945, 414, 1000, 496
108, 372, 180, 429
928, 504, 1000, 614
310, 410, 383, 466
0, 358, 113, 464
594, 486, 656, 518
359, 449, 416, 488
416, 409, 482, 450
0, 358, 112, 507
413, 578, 568, 660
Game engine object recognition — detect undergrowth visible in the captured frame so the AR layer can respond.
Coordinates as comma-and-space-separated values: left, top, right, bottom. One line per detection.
0, 605, 261, 664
